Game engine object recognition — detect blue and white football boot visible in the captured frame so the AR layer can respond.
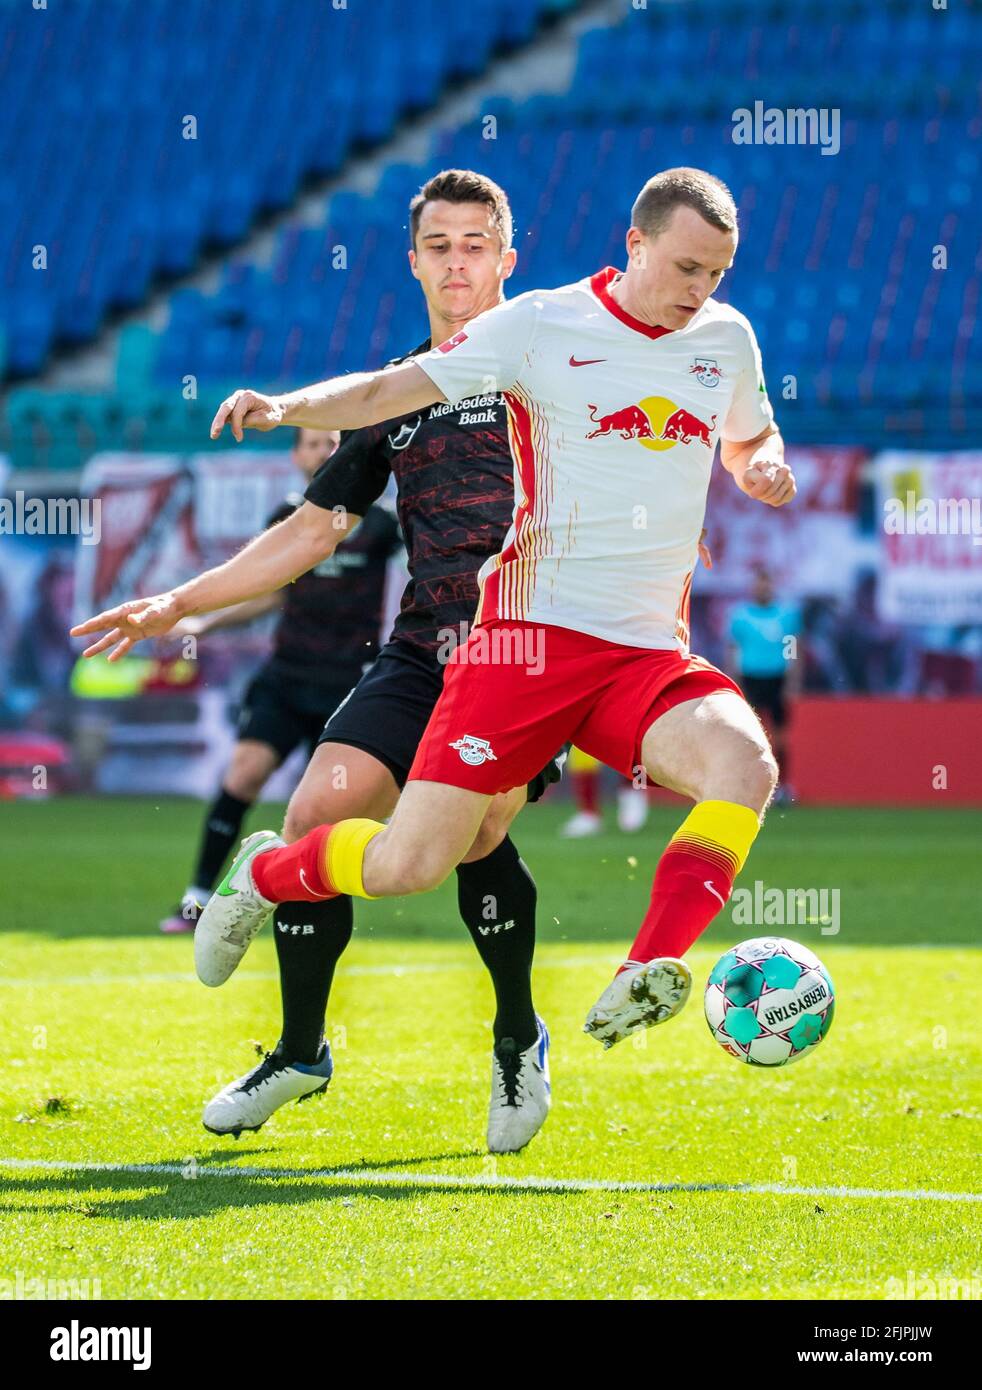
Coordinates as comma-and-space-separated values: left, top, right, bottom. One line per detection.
203, 1042, 334, 1137
487, 1016, 551, 1153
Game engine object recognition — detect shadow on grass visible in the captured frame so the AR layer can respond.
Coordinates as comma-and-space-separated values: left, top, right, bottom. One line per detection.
0, 1146, 555, 1221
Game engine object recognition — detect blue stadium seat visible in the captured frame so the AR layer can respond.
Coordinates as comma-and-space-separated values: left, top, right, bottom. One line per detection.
0, 0, 563, 379
1, 0, 976, 447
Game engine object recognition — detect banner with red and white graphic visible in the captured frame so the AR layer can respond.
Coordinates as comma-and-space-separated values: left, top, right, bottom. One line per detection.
74, 451, 295, 620
700, 445, 868, 597
73, 454, 193, 622
874, 450, 982, 625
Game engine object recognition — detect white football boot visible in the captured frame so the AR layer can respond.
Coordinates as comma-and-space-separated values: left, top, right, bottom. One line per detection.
487, 1016, 551, 1153
194, 830, 284, 986
203, 1043, 334, 1137
616, 786, 649, 833
559, 810, 602, 839
583, 958, 692, 1049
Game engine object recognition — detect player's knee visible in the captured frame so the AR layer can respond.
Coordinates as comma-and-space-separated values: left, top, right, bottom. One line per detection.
282, 790, 326, 844
462, 812, 508, 864
461, 786, 525, 864
736, 738, 778, 811
225, 742, 278, 802
700, 732, 778, 812
224, 767, 266, 802
751, 746, 780, 809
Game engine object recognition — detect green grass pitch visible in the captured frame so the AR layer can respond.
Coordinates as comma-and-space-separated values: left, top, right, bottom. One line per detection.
0, 796, 979, 1300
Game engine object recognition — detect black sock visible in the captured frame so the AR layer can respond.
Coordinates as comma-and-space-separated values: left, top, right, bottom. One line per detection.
456, 836, 538, 1051
192, 789, 252, 891
273, 897, 354, 1065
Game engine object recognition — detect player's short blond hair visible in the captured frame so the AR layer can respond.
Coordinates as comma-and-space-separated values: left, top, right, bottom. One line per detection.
632, 168, 737, 240
409, 169, 514, 252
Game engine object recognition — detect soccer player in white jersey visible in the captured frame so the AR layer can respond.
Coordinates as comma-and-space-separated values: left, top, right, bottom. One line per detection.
78, 168, 796, 1049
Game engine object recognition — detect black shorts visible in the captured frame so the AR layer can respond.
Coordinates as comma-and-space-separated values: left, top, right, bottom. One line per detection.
741, 674, 788, 729
237, 664, 355, 763
319, 641, 565, 802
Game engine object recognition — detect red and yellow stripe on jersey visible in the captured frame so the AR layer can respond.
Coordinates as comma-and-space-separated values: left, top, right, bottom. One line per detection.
674, 569, 693, 652
475, 384, 553, 626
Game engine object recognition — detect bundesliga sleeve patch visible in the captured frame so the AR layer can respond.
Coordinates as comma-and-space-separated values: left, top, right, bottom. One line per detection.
437, 330, 468, 353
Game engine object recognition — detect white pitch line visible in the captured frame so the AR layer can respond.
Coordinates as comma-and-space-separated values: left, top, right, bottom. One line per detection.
0, 1158, 978, 1203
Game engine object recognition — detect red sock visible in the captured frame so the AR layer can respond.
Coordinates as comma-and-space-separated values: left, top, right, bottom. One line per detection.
623, 843, 736, 966
576, 769, 599, 815
622, 800, 760, 966
252, 826, 335, 903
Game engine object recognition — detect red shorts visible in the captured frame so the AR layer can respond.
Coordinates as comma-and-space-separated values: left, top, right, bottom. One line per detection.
407, 620, 744, 796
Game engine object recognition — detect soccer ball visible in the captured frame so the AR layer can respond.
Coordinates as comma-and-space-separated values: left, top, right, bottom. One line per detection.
704, 937, 835, 1067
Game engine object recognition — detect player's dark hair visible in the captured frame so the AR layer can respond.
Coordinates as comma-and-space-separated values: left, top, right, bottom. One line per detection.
409, 169, 514, 252
632, 167, 737, 240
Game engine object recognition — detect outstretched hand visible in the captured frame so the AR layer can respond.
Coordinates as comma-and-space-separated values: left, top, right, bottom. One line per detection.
70, 592, 184, 662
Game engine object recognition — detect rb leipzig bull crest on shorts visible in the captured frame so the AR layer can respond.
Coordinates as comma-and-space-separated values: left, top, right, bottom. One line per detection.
449, 734, 498, 766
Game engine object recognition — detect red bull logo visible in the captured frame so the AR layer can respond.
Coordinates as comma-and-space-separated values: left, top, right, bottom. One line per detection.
585, 397, 717, 452
660, 407, 717, 447
586, 403, 655, 440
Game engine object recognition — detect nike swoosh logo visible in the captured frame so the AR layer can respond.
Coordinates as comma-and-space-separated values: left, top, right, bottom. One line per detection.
569, 355, 607, 367
299, 868, 332, 899
704, 880, 727, 909
216, 842, 258, 896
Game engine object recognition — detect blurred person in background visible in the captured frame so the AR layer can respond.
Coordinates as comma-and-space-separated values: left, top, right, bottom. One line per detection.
836, 569, 916, 695
559, 746, 649, 837
728, 566, 800, 803
9, 556, 76, 715
158, 426, 401, 932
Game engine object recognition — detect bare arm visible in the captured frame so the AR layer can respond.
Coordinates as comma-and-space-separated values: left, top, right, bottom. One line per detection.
173, 591, 283, 638
71, 502, 359, 661
720, 427, 796, 507
209, 361, 446, 442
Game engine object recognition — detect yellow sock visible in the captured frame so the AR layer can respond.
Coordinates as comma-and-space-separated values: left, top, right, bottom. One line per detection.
322, 818, 385, 899
670, 799, 761, 876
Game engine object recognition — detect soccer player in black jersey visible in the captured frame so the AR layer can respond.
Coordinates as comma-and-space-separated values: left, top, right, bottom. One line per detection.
158, 426, 401, 934
76, 171, 559, 1152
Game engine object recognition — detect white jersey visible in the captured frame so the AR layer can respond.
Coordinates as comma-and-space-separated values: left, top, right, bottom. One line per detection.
415, 266, 775, 652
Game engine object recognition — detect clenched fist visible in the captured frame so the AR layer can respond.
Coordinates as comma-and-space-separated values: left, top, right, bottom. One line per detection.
738, 459, 796, 507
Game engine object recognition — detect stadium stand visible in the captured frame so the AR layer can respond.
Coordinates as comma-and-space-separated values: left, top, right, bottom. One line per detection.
1, 0, 978, 467
0, 0, 572, 376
